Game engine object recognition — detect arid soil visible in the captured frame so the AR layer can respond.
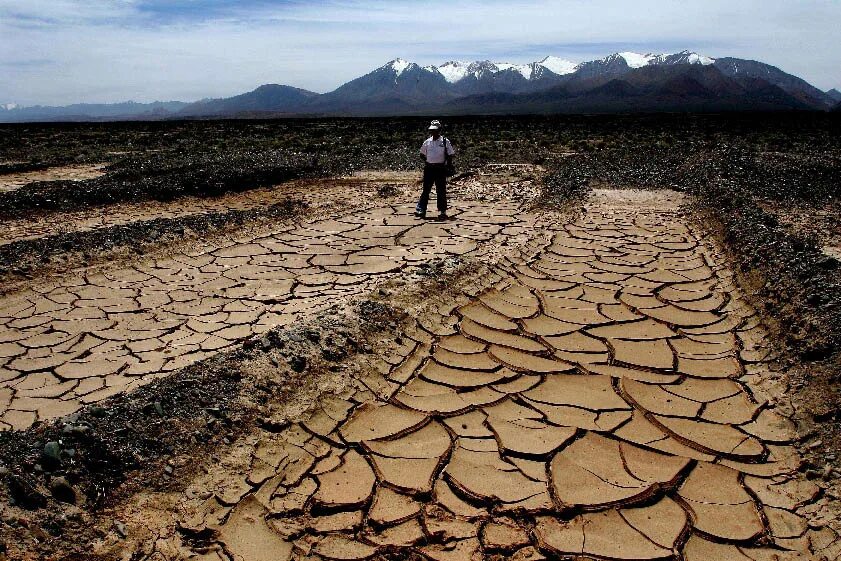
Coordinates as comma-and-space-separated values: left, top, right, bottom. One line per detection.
0, 115, 840, 561
0, 172, 425, 285
0, 163, 106, 193
0, 176, 531, 431
758, 199, 841, 261
82, 188, 838, 561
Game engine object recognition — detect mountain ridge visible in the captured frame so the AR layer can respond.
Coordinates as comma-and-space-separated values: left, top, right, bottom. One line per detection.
2, 50, 837, 122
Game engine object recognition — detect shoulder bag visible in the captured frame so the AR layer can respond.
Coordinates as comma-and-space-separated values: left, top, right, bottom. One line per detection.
443, 137, 456, 177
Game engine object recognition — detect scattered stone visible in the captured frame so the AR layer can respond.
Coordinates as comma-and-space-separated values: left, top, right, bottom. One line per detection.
113, 520, 127, 538
48, 477, 77, 504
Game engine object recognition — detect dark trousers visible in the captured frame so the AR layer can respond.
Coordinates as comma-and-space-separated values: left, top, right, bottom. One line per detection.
416, 164, 447, 214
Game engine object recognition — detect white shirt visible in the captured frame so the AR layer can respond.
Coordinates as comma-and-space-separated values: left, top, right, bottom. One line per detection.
420, 136, 455, 164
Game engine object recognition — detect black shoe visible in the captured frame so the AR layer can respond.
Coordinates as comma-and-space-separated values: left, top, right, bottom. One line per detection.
414, 210, 426, 218
438, 212, 448, 220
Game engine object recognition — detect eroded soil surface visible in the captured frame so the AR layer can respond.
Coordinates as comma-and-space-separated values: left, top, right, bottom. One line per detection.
21, 187, 829, 561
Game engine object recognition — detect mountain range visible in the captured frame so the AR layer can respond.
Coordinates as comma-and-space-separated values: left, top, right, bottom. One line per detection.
3, 51, 839, 122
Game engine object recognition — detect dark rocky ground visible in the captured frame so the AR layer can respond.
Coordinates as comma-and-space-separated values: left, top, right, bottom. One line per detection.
1, 113, 840, 559
3, 113, 837, 214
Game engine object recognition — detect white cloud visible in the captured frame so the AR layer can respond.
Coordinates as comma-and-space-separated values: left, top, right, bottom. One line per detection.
1, 0, 839, 105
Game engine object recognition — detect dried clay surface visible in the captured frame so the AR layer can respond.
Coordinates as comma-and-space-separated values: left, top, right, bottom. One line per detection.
85, 188, 840, 561
0, 171, 539, 430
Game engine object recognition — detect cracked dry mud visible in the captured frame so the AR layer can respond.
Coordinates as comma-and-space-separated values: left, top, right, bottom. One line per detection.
0, 172, 534, 430
80, 188, 840, 561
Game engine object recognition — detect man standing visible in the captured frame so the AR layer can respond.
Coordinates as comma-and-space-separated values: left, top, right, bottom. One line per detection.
416, 119, 455, 219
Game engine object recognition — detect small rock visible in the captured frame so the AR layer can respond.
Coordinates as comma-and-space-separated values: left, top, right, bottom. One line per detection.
42, 441, 62, 468
114, 520, 127, 538
154, 401, 164, 416
205, 407, 223, 418
49, 477, 77, 504
289, 356, 306, 372
258, 417, 289, 432
72, 423, 92, 436
90, 406, 107, 418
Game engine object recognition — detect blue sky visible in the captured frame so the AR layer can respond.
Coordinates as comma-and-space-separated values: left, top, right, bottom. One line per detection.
1, 0, 840, 106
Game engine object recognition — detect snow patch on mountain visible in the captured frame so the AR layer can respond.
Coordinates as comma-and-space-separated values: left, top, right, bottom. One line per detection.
437, 61, 471, 83
389, 50, 717, 84
618, 52, 657, 68
466, 61, 501, 78
651, 51, 716, 66
615, 50, 716, 68
389, 59, 413, 76
686, 53, 715, 65
495, 63, 533, 80
538, 56, 577, 75
1, 103, 18, 111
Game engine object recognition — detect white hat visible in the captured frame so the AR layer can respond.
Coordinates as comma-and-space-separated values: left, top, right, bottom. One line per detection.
428, 119, 441, 130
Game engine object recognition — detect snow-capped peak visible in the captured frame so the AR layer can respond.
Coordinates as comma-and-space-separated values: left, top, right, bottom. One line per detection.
435, 60, 537, 82
537, 56, 577, 76
495, 62, 533, 80
1, 103, 18, 111
384, 50, 716, 85
617, 52, 658, 68
435, 61, 470, 83
386, 58, 413, 76
466, 61, 501, 77
612, 50, 716, 68
671, 50, 715, 65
